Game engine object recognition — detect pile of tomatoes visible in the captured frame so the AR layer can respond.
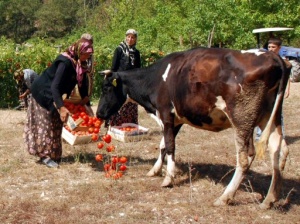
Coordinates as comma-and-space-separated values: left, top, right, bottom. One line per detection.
63, 101, 103, 139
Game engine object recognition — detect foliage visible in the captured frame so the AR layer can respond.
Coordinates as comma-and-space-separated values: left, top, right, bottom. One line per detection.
0, 0, 300, 107
34, 0, 80, 40
0, 0, 42, 43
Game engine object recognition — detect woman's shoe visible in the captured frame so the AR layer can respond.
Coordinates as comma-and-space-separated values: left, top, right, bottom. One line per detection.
41, 157, 59, 168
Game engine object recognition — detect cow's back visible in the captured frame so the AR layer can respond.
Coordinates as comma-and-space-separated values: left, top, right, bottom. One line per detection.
156, 48, 285, 131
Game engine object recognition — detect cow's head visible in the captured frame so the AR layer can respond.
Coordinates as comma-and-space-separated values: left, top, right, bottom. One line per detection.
96, 70, 127, 120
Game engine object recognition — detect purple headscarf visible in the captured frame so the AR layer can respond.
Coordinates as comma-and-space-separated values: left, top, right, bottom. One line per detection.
62, 39, 93, 86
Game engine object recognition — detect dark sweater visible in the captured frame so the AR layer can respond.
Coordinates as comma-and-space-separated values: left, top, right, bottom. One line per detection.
31, 55, 88, 112
111, 43, 141, 71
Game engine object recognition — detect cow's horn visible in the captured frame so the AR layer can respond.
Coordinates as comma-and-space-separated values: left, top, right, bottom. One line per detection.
99, 70, 112, 76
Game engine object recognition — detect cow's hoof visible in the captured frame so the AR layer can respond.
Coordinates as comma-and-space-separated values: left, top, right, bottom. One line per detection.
146, 170, 155, 177
213, 198, 227, 207
259, 202, 271, 210
147, 169, 161, 177
146, 166, 162, 177
161, 176, 173, 187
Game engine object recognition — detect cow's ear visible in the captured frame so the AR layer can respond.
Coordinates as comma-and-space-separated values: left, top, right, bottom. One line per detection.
112, 79, 117, 87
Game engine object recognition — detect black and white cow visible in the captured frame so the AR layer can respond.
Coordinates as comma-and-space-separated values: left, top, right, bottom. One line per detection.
96, 47, 291, 209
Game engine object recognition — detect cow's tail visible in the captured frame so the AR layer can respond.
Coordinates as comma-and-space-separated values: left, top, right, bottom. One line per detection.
256, 56, 287, 159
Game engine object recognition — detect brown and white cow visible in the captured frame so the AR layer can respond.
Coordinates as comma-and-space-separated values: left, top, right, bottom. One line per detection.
96, 47, 291, 209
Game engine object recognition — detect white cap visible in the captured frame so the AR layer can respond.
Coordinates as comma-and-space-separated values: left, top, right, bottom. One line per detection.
126, 29, 138, 37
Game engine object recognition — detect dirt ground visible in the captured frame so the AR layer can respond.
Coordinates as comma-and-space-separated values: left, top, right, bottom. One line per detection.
0, 83, 300, 224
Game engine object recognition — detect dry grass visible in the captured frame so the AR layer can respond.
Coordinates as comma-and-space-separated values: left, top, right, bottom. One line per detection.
1, 83, 300, 224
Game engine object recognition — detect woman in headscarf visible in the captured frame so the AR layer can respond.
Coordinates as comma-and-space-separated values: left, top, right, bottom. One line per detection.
13, 68, 39, 110
106, 29, 141, 127
27, 37, 93, 168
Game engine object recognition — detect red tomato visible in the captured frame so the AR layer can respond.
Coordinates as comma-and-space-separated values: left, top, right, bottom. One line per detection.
88, 127, 94, 134
116, 171, 123, 178
82, 115, 89, 123
91, 134, 98, 141
92, 117, 99, 122
87, 120, 94, 126
93, 127, 100, 134
97, 142, 104, 149
112, 173, 121, 179
111, 156, 118, 164
119, 165, 127, 171
72, 114, 79, 120
94, 122, 101, 128
102, 134, 112, 143
106, 145, 115, 152
104, 163, 111, 171
95, 154, 103, 162
119, 156, 127, 164
80, 112, 86, 117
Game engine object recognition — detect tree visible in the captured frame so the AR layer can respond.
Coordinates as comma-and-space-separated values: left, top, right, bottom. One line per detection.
0, 0, 42, 43
34, 0, 80, 40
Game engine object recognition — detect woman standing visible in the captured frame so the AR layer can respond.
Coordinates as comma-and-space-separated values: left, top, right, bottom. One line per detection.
106, 29, 141, 127
26, 37, 93, 168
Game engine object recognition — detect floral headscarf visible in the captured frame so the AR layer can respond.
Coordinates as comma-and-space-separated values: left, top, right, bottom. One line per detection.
62, 38, 93, 86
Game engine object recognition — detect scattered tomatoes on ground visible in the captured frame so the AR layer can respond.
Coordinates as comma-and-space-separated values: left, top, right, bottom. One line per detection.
119, 156, 127, 164
94, 139, 128, 180
97, 142, 104, 149
106, 144, 115, 152
111, 156, 119, 163
119, 164, 127, 171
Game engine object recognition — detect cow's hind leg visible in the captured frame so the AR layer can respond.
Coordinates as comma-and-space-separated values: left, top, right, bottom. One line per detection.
279, 138, 289, 171
260, 126, 283, 209
214, 149, 249, 206
214, 130, 252, 206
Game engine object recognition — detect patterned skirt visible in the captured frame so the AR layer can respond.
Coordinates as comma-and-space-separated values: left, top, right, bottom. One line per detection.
24, 96, 63, 160
107, 102, 138, 127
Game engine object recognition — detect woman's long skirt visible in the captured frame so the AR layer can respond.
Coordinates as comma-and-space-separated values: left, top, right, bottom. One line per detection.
24, 96, 63, 160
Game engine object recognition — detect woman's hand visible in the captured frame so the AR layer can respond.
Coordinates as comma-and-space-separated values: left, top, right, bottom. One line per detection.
19, 90, 30, 99
59, 106, 70, 122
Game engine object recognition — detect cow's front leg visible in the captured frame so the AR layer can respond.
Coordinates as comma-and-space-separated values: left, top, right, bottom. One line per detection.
160, 124, 177, 187
147, 137, 165, 177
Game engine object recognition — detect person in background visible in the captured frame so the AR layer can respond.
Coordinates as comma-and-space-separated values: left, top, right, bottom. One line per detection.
267, 37, 290, 98
13, 69, 39, 110
105, 29, 141, 127
256, 37, 291, 141
26, 37, 93, 168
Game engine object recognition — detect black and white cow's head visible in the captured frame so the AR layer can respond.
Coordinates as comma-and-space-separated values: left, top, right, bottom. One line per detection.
96, 71, 127, 120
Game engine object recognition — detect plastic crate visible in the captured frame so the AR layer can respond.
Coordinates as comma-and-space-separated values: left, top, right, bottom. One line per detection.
108, 123, 149, 142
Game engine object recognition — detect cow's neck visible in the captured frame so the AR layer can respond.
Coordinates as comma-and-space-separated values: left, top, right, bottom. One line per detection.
120, 71, 157, 114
